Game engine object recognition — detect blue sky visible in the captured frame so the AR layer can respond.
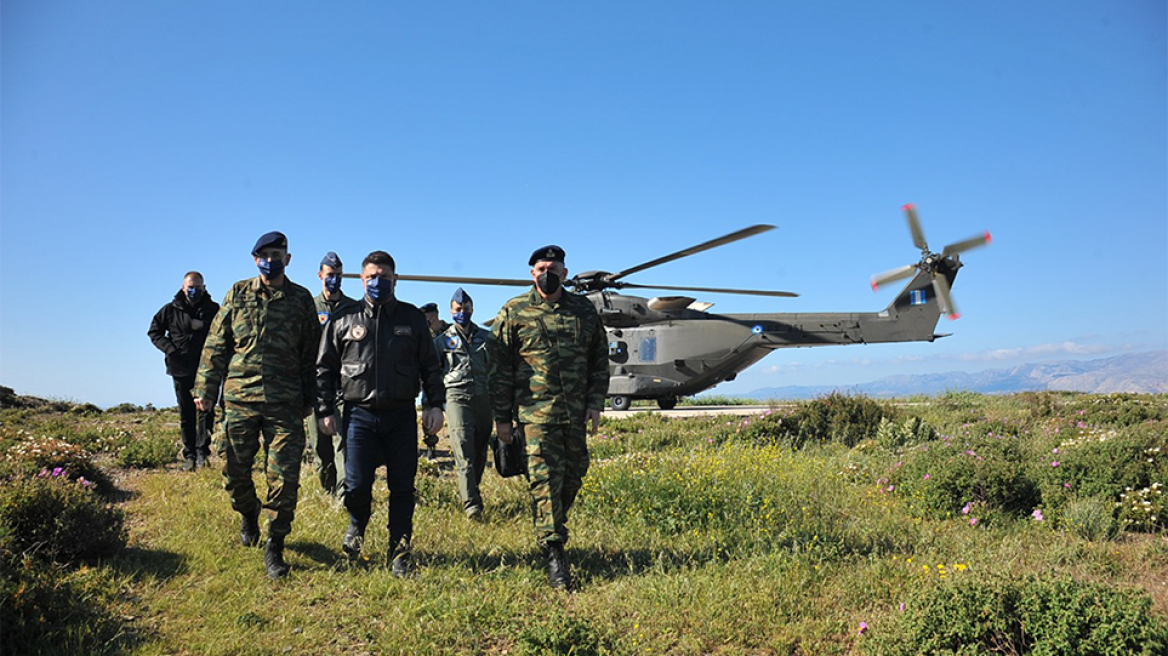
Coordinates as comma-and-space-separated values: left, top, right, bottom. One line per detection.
2, 1, 1165, 407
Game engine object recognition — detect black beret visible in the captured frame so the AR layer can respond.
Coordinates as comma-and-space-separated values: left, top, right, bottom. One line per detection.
252, 231, 288, 255
528, 245, 566, 266
420, 303, 439, 314
320, 251, 343, 268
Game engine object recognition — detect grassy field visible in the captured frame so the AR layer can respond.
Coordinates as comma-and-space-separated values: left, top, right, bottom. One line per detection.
2, 391, 1167, 655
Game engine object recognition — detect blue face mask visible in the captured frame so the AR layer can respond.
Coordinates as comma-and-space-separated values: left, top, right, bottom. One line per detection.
324, 275, 342, 293
452, 311, 472, 327
365, 276, 393, 304
185, 287, 203, 302
257, 257, 285, 279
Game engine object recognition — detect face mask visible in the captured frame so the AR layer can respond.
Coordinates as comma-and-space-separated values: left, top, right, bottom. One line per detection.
536, 271, 561, 295
452, 311, 472, 327
185, 287, 203, 302
323, 275, 342, 293
365, 276, 393, 304
257, 257, 285, 279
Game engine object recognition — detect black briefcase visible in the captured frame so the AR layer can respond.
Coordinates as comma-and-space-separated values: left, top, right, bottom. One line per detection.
492, 427, 526, 478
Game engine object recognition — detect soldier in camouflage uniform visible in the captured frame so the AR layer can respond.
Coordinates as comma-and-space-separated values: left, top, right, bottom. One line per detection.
194, 231, 321, 580
435, 287, 494, 519
489, 245, 609, 590
305, 251, 361, 498
419, 302, 449, 459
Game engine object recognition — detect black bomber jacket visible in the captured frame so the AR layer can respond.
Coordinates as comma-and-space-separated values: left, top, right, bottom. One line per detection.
315, 297, 445, 416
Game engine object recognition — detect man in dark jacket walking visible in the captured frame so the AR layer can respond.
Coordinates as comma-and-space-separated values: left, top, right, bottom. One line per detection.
149, 271, 220, 471
316, 250, 445, 576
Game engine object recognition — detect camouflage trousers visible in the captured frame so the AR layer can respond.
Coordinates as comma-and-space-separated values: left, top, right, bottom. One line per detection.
447, 392, 492, 513
522, 422, 590, 545
222, 401, 305, 539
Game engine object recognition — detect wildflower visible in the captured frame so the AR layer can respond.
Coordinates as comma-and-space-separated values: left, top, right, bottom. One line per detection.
1052, 448, 1059, 454
858, 622, 868, 635
52, 467, 64, 477
962, 502, 972, 515
1031, 509, 1044, 522
899, 602, 905, 612
1051, 461, 1059, 467
923, 474, 930, 481
969, 518, 978, 526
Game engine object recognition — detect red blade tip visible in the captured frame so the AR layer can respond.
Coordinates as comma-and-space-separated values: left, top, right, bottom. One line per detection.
984, 231, 992, 244
948, 312, 961, 320
870, 279, 879, 291
902, 203, 916, 211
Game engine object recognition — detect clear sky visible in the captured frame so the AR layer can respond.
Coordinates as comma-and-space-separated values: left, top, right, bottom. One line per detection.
2, 1, 1165, 407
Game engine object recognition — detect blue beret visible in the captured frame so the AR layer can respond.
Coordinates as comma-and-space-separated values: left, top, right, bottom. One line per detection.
252, 231, 288, 255
320, 251, 343, 268
529, 244, 566, 266
451, 287, 472, 304
420, 302, 439, 314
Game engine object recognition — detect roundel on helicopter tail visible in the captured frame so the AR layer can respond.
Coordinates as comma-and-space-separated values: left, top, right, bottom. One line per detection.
752, 324, 764, 335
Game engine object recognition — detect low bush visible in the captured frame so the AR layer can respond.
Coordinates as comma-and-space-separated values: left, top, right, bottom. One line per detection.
0, 436, 115, 497
864, 575, 1168, 655
1060, 496, 1119, 542
1066, 393, 1168, 427
891, 433, 1039, 519
0, 474, 126, 563
515, 613, 603, 656
733, 392, 895, 449
875, 415, 936, 449
1118, 482, 1164, 532
115, 429, 177, 469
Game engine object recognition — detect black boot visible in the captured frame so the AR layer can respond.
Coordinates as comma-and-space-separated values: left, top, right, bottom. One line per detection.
541, 541, 573, 591
240, 510, 261, 547
265, 537, 290, 580
342, 522, 364, 561
389, 535, 413, 578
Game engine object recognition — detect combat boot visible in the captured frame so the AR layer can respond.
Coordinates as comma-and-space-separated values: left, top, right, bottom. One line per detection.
388, 536, 413, 578
341, 522, 365, 561
541, 541, 573, 591
264, 536, 290, 580
239, 510, 261, 547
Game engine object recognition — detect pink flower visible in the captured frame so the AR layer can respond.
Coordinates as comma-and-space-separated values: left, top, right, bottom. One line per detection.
1051, 461, 1060, 467
969, 518, 979, 526
1032, 509, 1045, 521
887, 485, 895, 492
858, 621, 868, 635
899, 603, 906, 612
962, 502, 972, 515
1052, 448, 1059, 454
923, 474, 930, 481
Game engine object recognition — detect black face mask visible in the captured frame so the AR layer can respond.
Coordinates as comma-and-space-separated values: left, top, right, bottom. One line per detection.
536, 271, 561, 295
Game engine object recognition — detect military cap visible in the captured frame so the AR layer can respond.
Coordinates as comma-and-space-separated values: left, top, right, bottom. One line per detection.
451, 287, 472, 304
252, 231, 288, 254
528, 245, 566, 266
420, 302, 439, 314
320, 251, 343, 268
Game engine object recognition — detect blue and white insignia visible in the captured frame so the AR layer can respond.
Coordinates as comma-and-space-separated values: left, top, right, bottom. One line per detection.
444, 335, 461, 349
318, 311, 330, 325
910, 290, 928, 306
752, 324, 764, 335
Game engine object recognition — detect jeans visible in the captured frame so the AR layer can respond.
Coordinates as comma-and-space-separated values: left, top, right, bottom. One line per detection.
343, 404, 418, 543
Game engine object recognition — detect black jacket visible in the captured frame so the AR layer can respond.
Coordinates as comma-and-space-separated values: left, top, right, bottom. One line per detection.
148, 291, 220, 378
316, 297, 444, 416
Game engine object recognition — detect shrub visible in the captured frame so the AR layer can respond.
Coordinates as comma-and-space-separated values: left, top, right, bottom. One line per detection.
1, 436, 115, 497
1061, 496, 1119, 542
875, 415, 936, 449
516, 613, 602, 656
734, 393, 894, 449
115, 429, 178, 469
891, 433, 1039, 519
1118, 483, 1164, 532
863, 575, 1168, 655
0, 475, 126, 563
1066, 394, 1168, 427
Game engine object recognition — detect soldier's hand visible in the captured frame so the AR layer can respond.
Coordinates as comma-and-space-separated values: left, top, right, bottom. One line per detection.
422, 408, 444, 435
194, 397, 211, 412
319, 415, 337, 436
586, 409, 602, 435
496, 421, 514, 444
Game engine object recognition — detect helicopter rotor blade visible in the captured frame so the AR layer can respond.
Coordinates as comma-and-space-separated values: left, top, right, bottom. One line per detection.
607, 224, 776, 282
903, 204, 929, 252
870, 264, 918, 291
341, 272, 533, 287
618, 281, 798, 298
940, 231, 992, 258
931, 273, 960, 320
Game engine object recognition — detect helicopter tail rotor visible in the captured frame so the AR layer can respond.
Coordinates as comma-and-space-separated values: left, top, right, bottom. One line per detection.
870, 204, 991, 320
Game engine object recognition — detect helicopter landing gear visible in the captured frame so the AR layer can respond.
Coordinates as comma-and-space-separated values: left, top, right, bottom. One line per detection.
609, 395, 631, 411
656, 397, 678, 410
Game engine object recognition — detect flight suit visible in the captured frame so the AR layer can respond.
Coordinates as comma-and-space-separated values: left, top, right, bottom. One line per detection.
435, 322, 494, 515
306, 291, 362, 497
194, 276, 320, 540
489, 288, 609, 545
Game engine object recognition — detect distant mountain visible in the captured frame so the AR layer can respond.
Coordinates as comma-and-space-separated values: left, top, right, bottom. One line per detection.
740, 351, 1168, 400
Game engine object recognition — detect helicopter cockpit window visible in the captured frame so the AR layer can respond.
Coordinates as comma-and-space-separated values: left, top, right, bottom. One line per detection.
640, 337, 656, 362
608, 340, 629, 364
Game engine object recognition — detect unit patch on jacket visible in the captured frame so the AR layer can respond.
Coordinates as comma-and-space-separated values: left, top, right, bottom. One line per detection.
444, 335, 462, 349
349, 324, 367, 341
318, 311, 330, 325
394, 325, 412, 336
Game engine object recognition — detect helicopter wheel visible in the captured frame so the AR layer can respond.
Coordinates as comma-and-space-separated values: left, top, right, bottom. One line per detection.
609, 395, 631, 412
656, 397, 678, 410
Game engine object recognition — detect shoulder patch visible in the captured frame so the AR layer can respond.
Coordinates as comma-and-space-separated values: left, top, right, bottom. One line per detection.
318, 311, 330, 325
444, 335, 462, 349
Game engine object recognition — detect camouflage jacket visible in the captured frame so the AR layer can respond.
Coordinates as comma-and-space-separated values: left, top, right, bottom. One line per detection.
314, 291, 361, 327
489, 287, 609, 425
436, 322, 492, 398
194, 276, 321, 408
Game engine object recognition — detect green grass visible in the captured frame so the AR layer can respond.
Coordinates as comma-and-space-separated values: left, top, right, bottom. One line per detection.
2, 392, 1167, 654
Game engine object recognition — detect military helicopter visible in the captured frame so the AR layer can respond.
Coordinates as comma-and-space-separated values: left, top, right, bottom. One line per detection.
355, 205, 990, 410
